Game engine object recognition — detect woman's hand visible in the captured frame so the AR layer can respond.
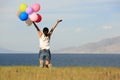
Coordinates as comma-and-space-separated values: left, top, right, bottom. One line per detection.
57, 19, 62, 23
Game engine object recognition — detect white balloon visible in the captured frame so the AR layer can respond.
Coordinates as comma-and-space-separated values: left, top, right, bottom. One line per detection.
25, 18, 32, 26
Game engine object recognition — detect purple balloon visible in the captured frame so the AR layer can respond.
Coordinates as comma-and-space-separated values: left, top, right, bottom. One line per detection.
26, 7, 33, 14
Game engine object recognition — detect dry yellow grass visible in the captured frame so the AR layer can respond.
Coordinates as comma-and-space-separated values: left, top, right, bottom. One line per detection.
0, 66, 120, 80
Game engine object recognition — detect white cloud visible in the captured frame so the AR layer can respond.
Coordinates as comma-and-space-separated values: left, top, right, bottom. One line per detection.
103, 25, 113, 29
75, 27, 81, 32
113, 13, 120, 18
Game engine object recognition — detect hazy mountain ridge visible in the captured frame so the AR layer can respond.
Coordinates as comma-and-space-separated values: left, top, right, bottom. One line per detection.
0, 47, 24, 53
0, 47, 15, 53
1, 36, 120, 53
57, 36, 120, 53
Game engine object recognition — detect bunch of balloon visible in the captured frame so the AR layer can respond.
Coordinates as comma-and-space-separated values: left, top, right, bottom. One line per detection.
17, 3, 42, 26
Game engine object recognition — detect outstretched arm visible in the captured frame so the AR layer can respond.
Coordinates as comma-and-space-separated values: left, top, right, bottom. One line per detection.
33, 22, 42, 37
49, 19, 62, 36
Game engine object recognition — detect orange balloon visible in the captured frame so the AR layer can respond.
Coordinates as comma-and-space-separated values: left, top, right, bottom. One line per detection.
17, 11, 21, 17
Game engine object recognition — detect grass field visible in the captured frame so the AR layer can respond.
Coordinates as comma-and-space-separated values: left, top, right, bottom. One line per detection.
0, 66, 120, 80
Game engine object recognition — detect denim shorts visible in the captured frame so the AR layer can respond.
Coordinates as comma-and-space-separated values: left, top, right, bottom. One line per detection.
39, 49, 51, 61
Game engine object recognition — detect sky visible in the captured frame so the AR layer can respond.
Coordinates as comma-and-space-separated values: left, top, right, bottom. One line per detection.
0, 0, 120, 53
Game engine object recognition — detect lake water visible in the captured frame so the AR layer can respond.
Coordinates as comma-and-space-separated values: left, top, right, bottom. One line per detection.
0, 53, 120, 67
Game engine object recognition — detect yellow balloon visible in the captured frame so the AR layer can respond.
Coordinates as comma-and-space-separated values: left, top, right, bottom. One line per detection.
19, 3, 27, 12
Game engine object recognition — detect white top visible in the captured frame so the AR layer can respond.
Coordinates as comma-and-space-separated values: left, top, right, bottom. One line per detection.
39, 34, 50, 50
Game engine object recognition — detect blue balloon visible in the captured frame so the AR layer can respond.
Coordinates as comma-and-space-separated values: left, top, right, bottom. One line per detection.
19, 12, 28, 21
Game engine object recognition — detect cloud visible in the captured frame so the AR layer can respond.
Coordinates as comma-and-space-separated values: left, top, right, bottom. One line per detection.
113, 13, 120, 18
75, 27, 81, 32
103, 25, 113, 29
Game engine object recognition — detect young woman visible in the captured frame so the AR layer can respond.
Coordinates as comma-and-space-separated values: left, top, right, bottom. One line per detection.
33, 19, 62, 68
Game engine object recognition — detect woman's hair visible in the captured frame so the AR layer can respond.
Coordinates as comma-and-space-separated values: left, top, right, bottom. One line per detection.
43, 27, 49, 36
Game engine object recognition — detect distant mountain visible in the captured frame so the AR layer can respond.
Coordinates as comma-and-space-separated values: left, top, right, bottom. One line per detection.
57, 36, 120, 53
0, 47, 15, 53
0, 47, 24, 53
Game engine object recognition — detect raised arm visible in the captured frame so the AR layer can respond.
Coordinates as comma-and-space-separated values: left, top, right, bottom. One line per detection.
33, 22, 42, 37
49, 19, 62, 36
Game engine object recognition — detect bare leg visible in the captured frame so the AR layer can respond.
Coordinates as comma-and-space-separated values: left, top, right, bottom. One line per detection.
40, 60, 44, 68
45, 60, 52, 68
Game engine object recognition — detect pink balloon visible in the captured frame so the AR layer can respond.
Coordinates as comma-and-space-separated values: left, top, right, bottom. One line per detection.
29, 13, 38, 21
26, 7, 33, 14
32, 3, 40, 12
